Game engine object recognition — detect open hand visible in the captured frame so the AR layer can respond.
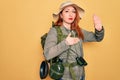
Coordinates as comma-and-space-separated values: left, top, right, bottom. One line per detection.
93, 14, 103, 31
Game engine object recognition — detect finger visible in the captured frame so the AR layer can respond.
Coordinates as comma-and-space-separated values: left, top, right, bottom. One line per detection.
76, 38, 80, 42
68, 33, 71, 37
74, 38, 79, 43
93, 14, 100, 21
94, 15, 101, 21
75, 38, 79, 40
93, 16, 102, 25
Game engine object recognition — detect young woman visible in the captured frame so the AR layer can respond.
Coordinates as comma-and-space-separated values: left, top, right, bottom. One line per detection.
44, 1, 104, 80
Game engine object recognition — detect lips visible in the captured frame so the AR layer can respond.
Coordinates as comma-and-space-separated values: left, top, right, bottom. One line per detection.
68, 18, 73, 20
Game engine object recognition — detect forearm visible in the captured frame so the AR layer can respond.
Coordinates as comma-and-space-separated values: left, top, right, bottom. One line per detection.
44, 39, 69, 60
82, 26, 104, 42
95, 26, 104, 42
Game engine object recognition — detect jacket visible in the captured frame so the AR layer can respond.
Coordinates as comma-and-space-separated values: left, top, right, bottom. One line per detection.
44, 25, 104, 80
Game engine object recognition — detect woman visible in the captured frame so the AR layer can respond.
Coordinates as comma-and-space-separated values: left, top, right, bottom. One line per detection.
44, 1, 104, 80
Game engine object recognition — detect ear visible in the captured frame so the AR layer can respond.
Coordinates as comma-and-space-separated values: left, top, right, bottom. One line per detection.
60, 13, 63, 19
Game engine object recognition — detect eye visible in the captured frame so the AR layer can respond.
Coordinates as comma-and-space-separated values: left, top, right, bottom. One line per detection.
72, 10, 76, 13
65, 10, 69, 12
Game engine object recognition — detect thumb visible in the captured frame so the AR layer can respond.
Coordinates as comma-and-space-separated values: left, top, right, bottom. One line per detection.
68, 33, 71, 37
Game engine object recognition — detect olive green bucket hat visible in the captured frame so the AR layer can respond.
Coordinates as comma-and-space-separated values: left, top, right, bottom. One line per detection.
53, 1, 85, 19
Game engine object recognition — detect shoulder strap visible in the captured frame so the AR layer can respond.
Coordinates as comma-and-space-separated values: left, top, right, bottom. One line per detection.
50, 26, 64, 64
54, 26, 64, 44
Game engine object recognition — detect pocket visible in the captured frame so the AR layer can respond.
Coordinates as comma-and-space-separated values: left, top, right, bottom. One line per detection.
70, 65, 84, 80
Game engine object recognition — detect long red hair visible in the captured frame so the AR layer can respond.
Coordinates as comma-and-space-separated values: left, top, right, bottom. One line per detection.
54, 4, 84, 40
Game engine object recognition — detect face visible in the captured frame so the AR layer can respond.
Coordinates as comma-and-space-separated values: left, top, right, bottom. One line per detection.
60, 6, 76, 24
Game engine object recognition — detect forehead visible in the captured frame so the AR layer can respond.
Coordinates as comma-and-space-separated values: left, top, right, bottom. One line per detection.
63, 6, 76, 10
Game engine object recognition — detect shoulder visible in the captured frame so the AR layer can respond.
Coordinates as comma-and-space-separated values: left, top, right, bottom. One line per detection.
49, 27, 56, 32
81, 28, 86, 34
47, 27, 58, 36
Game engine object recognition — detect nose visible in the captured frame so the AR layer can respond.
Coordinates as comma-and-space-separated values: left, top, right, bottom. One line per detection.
69, 12, 73, 17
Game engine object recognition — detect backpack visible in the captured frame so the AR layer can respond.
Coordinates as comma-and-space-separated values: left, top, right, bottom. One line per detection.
41, 22, 64, 49
40, 22, 65, 79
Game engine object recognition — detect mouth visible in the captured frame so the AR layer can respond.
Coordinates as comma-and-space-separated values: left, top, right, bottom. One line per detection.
68, 18, 73, 20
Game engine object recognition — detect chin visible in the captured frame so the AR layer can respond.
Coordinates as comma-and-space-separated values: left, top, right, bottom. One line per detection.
67, 21, 74, 24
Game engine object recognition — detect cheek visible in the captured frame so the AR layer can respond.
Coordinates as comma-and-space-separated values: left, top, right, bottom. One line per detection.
73, 14, 76, 18
62, 14, 69, 19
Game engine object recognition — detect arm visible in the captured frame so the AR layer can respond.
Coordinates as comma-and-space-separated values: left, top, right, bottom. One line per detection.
82, 27, 104, 42
44, 27, 70, 60
83, 15, 104, 42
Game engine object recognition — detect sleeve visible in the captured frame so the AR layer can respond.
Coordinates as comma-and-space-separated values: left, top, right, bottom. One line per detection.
44, 27, 70, 60
82, 26, 104, 42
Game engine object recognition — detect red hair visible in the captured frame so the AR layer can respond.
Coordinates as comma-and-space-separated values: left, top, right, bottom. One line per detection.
54, 5, 84, 40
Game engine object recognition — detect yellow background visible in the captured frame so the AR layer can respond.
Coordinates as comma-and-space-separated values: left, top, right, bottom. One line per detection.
0, 0, 120, 80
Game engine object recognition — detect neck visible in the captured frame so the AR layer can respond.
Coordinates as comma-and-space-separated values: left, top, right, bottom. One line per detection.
63, 22, 71, 30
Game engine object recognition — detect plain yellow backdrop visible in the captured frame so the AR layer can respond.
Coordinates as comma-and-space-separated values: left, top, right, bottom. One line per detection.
0, 0, 120, 80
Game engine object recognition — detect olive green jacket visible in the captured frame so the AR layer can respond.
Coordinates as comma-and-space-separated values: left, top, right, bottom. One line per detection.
44, 26, 104, 80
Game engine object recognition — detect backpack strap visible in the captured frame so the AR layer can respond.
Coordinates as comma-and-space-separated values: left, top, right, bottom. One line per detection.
54, 26, 64, 43
50, 26, 65, 65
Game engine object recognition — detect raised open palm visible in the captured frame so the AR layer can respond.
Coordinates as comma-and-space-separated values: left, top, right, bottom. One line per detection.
93, 14, 103, 31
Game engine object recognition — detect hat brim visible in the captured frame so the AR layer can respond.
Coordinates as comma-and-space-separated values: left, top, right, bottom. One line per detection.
53, 3, 85, 19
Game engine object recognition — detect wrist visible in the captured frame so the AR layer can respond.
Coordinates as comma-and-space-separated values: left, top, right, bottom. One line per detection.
95, 26, 103, 31
65, 39, 69, 45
